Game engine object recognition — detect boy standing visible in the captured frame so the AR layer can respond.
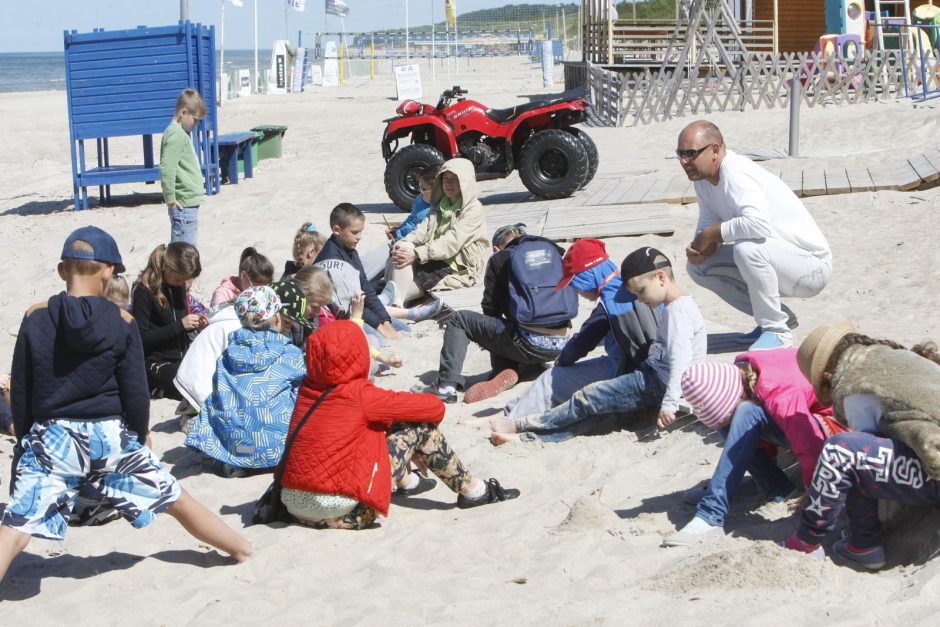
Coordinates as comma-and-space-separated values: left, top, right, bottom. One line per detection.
160, 88, 207, 247
491, 246, 707, 444
0, 226, 251, 584
315, 203, 399, 340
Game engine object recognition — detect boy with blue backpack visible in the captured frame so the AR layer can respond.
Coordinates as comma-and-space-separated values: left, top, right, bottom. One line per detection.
412, 224, 578, 404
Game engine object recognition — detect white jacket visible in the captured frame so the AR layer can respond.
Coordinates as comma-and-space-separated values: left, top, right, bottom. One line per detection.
173, 306, 241, 410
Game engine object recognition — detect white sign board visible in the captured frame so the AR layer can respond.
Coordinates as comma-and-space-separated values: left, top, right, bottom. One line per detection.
291, 47, 307, 93
394, 64, 422, 101
268, 39, 290, 94
309, 64, 323, 86
322, 40, 339, 87
238, 68, 252, 96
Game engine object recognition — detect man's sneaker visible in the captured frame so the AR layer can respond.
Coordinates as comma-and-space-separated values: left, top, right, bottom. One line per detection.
737, 314, 799, 343
682, 484, 709, 505
463, 369, 519, 404
379, 281, 397, 307
457, 478, 521, 509
748, 330, 793, 351
661, 516, 725, 547
833, 538, 886, 570
408, 297, 445, 323
394, 474, 437, 497
410, 383, 458, 404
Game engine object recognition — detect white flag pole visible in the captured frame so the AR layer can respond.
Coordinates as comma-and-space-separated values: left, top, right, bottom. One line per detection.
454, 13, 458, 73
431, 0, 435, 83
253, 0, 259, 93
405, 0, 410, 62
220, 0, 225, 105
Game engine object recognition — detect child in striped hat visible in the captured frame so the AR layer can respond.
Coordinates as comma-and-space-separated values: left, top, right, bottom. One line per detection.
662, 347, 840, 547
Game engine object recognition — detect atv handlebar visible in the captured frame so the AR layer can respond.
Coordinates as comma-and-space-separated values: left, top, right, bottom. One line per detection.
437, 86, 468, 109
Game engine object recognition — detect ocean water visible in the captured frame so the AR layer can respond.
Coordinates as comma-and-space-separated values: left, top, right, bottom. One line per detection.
0, 50, 272, 93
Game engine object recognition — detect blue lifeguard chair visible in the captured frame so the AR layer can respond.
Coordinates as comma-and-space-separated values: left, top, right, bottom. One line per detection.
63, 22, 220, 211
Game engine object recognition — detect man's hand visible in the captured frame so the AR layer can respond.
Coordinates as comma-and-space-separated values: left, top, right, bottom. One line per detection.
687, 224, 723, 265
657, 409, 677, 430
377, 320, 400, 340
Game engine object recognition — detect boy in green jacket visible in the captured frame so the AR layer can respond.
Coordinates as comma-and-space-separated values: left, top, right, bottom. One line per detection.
160, 89, 206, 247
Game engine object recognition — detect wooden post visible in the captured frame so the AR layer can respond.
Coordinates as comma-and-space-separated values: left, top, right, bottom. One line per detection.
773, 0, 779, 56
607, 0, 614, 64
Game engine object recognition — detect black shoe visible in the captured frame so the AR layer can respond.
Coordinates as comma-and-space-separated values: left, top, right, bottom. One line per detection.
457, 478, 520, 509
394, 474, 437, 497
410, 383, 459, 404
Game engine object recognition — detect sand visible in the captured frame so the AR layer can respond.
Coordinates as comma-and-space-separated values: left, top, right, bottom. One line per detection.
1, 56, 939, 623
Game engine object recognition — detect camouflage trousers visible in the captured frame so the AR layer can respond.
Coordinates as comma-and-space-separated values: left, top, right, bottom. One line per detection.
314, 423, 471, 530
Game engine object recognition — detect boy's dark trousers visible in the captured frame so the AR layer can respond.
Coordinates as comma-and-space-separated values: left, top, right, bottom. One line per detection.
437, 310, 559, 389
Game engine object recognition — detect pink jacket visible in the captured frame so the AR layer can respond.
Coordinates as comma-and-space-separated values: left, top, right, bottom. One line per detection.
210, 275, 242, 308
736, 347, 833, 487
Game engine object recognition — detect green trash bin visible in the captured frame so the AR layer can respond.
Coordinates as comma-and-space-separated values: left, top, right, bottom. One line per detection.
238, 131, 264, 174
251, 124, 288, 161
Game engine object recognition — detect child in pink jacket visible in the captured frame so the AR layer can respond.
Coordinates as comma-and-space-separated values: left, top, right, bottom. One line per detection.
662, 347, 842, 546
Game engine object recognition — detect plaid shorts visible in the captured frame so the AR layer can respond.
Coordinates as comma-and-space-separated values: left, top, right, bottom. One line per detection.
1, 418, 181, 541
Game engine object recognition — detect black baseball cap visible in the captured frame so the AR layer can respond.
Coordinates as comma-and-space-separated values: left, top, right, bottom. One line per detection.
61, 226, 125, 274
620, 246, 671, 282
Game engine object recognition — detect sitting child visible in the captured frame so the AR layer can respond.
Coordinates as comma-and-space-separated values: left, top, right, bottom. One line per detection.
782, 322, 940, 570
501, 237, 661, 425
278, 320, 519, 529
185, 286, 307, 477
662, 347, 839, 547
210, 246, 274, 307
281, 222, 326, 281
490, 246, 706, 445
107, 274, 130, 310
0, 226, 250, 584
132, 242, 208, 399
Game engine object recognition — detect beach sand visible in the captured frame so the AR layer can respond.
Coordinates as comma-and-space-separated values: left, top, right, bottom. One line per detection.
1, 57, 939, 622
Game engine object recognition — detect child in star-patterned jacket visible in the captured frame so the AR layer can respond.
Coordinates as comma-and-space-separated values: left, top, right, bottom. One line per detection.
783, 322, 940, 570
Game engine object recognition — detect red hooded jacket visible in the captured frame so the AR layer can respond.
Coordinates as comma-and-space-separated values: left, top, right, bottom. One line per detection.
280, 320, 444, 516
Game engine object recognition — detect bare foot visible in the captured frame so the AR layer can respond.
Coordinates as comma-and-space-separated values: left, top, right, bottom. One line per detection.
489, 417, 518, 434
489, 431, 520, 447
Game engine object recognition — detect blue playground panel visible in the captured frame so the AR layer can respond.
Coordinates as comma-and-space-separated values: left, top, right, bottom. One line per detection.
64, 22, 220, 211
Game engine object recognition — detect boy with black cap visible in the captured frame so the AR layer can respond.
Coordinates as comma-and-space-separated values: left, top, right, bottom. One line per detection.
0, 226, 251, 584
491, 246, 706, 444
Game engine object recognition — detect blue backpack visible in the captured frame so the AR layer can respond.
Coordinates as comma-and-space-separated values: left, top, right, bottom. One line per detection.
507, 236, 578, 326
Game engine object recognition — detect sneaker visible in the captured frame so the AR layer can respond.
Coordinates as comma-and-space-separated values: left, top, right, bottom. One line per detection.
379, 281, 397, 307
457, 478, 521, 509
737, 314, 799, 343
661, 516, 725, 547
780, 533, 826, 558
748, 330, 793, 351
463, 369, 519, 404
394, 474, 437, 497
410, 383, 459, 404
682, 484, 709, 505
408, 297, 445, 323
218, 462, 249, 478
833, 538, 886, 570
768, 487, 802, 504
70, 498, 121, 527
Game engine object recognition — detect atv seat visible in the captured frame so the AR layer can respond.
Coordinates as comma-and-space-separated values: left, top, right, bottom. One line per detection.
485, 98, 569, 124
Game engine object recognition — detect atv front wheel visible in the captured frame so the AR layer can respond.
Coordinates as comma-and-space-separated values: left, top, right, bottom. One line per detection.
564, 127, 599, 189
518, 129, 589, 200
384, 144, 445, 211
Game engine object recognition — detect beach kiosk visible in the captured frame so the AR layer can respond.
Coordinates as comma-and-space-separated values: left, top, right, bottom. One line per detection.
64, 22, 220, 211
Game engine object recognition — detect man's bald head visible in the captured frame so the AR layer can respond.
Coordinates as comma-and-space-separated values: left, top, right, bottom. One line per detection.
676, 120, 725, 184
679, 120, 725, 149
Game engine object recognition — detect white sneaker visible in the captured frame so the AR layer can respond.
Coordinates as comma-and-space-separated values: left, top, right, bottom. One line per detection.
748, 330, 793, 351
661, 516, 725, 547
379, 281, 397, 307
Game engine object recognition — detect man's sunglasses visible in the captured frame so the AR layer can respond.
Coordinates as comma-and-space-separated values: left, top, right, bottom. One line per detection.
675, 144, 714, 161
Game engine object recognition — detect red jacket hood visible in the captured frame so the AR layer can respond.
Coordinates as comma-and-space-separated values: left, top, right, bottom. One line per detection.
305, 320, 370, 386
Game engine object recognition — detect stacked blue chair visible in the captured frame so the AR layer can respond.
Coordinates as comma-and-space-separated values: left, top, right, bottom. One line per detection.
64, 22, 220, 211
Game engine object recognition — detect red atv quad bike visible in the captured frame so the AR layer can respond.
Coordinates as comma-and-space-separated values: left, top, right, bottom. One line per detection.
381, 86, 598, 210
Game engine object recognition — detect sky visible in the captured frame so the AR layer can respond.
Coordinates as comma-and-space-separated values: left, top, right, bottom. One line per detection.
0, 0, 578, 53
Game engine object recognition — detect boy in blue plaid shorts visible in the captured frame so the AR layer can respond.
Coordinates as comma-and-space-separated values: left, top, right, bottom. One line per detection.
0, 226, 252, 584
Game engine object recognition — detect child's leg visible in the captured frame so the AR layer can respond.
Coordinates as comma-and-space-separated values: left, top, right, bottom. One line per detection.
387, 424, 473, 493
166, 489, 252, 562
0, 525, 31, 583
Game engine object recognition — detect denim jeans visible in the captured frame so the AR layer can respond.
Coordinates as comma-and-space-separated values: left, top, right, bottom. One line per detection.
438, 310, 560, 389
168, 205, 199, 247
696, 401, 794, 527
505, 356, 618, 421
796, 432, 940, 548
515, 362, 665, 443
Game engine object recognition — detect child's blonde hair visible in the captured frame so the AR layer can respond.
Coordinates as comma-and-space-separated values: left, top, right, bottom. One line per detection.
107, 274, 130, 308
293, 223, 326, 267
293, 265, 333, 306
175, 88, 206, 119
133, 242, 202, 308
60, 239, 107, 277
241, 312, 278, 332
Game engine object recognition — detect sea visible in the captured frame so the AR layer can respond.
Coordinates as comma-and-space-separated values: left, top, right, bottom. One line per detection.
0, 49, 272, 93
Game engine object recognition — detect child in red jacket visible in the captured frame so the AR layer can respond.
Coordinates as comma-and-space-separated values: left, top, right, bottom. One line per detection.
279, 320, 519, 529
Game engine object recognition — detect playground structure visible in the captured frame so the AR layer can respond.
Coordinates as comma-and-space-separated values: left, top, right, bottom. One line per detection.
570, 0, 940, 126
64, 22, 220, 211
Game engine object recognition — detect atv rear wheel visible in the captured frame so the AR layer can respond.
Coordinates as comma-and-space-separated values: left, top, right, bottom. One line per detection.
518, 129, 589, 200
384, 144, 445, 211
564, 127, 599, 189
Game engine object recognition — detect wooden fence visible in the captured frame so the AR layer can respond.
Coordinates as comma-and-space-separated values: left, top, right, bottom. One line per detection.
569, 48, 940, 127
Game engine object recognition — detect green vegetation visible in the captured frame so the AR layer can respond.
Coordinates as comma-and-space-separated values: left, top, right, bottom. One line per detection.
614, 0, 677, 20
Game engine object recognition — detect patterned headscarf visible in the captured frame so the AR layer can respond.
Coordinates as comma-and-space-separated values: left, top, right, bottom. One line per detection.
272, 280, 315, 330
235, 286, 281, 324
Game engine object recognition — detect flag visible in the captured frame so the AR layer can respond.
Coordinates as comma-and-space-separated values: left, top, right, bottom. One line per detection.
229, 0, 244, 6
289, 0, 305, 11
325, 0, 349, 18
445, 0, 456, 27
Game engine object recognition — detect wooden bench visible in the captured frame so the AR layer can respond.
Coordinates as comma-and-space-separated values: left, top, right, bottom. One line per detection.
218, 132, 255, 184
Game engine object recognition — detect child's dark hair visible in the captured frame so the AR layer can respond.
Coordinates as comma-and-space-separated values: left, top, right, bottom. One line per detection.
821, 333, 940, 397
239, 247, 274, 286
133, 242, 202, 308
418, 165, 441, 186
329, 203, 365, 229
292, 222, 326, 267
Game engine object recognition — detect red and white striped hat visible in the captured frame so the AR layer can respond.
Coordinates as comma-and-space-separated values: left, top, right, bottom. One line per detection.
680, 363, 744, 429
